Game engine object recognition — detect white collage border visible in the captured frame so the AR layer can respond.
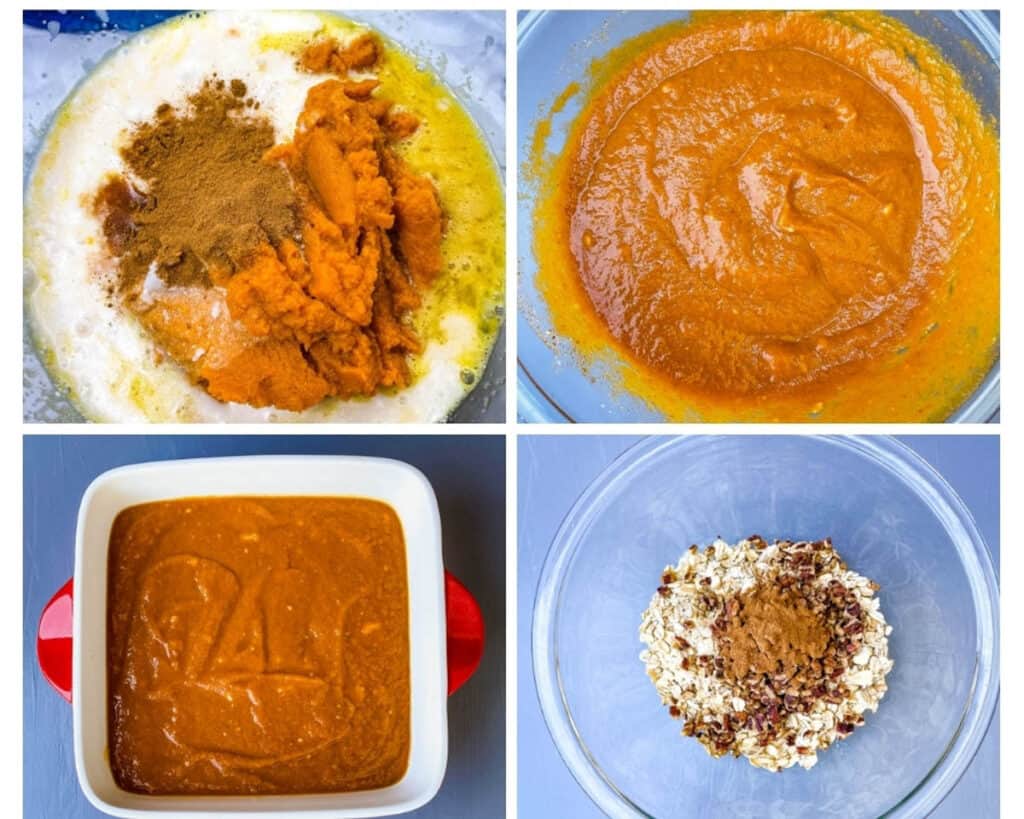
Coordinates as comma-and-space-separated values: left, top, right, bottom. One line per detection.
9, 2, 1017, 817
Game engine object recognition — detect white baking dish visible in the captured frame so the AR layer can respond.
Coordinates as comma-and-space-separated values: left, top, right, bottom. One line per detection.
36, 455, 484, 818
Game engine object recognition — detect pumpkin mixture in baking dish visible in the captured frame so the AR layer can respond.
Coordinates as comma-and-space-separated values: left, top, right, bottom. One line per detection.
107, 496, 410, 795
26, 11, 504, 423
531, 11, 999, 422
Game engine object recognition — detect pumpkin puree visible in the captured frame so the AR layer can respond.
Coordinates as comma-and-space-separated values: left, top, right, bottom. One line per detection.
532, 11, 999, 421
108, 35, 445, 412
203, 42, 443, 410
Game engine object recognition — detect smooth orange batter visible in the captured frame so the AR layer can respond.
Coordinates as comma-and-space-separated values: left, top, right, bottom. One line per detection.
107, 496, 410, 795
532, 12, 999, 421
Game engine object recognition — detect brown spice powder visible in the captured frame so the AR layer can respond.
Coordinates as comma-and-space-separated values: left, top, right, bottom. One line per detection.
95, 78, 297, 293
718, 581, 829, 681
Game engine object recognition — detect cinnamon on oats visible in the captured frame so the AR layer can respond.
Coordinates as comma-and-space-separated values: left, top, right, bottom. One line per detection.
639, 536, 893, 772
718, 582, 829, 682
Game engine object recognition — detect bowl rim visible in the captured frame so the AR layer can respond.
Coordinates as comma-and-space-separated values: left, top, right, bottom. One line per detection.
531, 435, 999, 818
515, 8, 1000, 425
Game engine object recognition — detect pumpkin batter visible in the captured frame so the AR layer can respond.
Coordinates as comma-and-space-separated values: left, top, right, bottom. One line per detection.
107, 496, 410, 795
532, 11, 999, 421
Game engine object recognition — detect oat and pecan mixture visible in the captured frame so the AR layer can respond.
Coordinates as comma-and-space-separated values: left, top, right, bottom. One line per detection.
639, 537, 893, 771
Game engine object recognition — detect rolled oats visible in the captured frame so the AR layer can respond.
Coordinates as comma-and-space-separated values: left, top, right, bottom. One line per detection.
639, 537, 893, 771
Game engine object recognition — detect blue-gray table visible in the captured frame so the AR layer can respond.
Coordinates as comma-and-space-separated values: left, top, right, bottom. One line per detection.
518, 435, 998, 818
23, 435, 505, 818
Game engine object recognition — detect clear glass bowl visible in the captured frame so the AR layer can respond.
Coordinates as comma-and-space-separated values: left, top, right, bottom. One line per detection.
533, 436, 999, 818
517, 10, 1000, 423
23, 10, 506, 423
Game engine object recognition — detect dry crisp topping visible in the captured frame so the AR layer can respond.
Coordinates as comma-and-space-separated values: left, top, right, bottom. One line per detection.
639, 536, 893, 771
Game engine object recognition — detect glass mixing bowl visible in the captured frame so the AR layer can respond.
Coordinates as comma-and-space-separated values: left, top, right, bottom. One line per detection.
517, 10, 1000, 422
23, 10, 506, 423
533, 436, 998, 817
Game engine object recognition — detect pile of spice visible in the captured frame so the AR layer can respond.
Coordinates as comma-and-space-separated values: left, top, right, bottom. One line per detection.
92, 33, 443, 412
639, 536, 893, 771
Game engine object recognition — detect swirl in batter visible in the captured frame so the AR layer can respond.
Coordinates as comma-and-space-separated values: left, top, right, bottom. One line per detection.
107, 497, 409, 795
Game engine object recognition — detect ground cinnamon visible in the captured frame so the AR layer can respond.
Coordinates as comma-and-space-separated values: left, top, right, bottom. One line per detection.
718, 581, 829, 681
95, 78, 297, 293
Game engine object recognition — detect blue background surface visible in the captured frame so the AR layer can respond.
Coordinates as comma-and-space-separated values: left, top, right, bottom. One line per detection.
518, 435, 999, 818
23, 10, 184, 32
23, 435, 506, 818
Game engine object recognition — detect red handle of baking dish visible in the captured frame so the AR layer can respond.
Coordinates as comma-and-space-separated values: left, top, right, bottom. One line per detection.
37, 578, 74, 703
444, 570, 485, 695
38, 572, 484, 702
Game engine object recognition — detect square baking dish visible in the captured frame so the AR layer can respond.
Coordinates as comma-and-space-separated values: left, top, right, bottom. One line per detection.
50, 455, 455, 818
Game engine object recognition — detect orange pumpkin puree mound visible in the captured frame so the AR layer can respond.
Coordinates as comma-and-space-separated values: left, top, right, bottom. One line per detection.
132, 35, 443, 413
534, 11, 999, 422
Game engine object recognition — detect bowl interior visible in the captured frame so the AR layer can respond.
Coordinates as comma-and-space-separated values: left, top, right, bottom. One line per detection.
23, 10, 506, 423
516, 10, 1000, 423
537, 437, 997, 818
